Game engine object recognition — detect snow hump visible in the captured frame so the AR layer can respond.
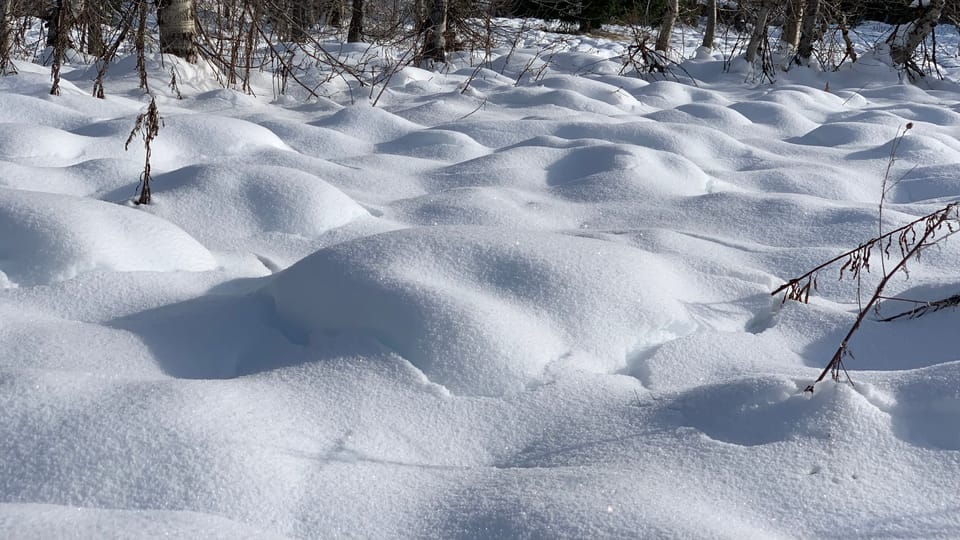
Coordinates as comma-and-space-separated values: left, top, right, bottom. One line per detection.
261, 227, 698, 396
0, 188, 217, 287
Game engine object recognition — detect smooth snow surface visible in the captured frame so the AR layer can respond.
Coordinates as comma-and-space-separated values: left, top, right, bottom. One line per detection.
3, 22, 960, 539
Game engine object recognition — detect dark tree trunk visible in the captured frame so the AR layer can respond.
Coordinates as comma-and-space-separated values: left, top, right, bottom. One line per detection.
422, 0, 447, 62
347, 0, 363, 42
797, 0, 822, 63
85, 0, 104, 56
701, 0, 716, 49
0, 0, 11, 63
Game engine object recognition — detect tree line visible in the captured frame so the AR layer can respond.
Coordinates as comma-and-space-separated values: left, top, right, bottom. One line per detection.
0, 0, 950, 91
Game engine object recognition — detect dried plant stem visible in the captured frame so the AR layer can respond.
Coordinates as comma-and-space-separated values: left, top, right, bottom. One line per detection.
773, 202, 960, 392
804, 212, 948, 391
772, 203, 959, 303
880, 294, 960, 322
125, 98, 162, 205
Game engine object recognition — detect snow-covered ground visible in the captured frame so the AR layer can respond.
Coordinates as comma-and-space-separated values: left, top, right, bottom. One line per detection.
3, 21, 960, 538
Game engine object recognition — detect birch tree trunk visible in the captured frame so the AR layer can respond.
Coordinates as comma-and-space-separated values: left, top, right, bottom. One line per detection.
157, 0, 197, 63
347, 0, 363, 42
701, 0, 717, 49
656, 0, 678, 52
422, 0, 447, 62
796, 0, 821, 63
744, 0, 774, 64
890, 0, 946, 67
781, 0, 803, 50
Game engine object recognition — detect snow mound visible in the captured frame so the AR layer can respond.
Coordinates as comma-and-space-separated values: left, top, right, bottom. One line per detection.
138, 164, 368, 246
262, 227, 699, 396
671, 378, 894, 450
728, 101, 819, 136
0, 123, 93, 165
0, 503, 286, 540
151, 114, 293, 168
376, 128, 489, 161
0, 93, 90, 128
792, 122, 897, 147
256, 119, 373, 159
645, 102, 753, 130
312, 104, 422, 143
0, 188, 217, 286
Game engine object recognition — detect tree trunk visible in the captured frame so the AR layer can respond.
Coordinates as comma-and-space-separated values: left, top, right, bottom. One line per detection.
701, 0, 717, 49
796, 0, 821, 63
745, 0, 774, 63
0, 0, 11, 65
413, 0, 425, 34
422, 0, 447, 62
157, 0, 197, 63
890, 0, 946, 66
326, 0, 343, 28
655, 0, 678, 52
290, 1, 315, 42
85, 0, 104, 56
781, 0, 803, 50
46, 0, 66, 47
347, 0, 363, 42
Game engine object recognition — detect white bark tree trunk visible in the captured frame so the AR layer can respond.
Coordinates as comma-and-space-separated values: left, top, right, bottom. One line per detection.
158, 0, 197, 63
745, 0, 774, 64
656, 0, 678, 52
890, 0, 946, 67
781, 0, 803, 50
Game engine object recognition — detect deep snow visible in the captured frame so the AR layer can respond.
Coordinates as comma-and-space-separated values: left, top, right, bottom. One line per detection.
2, 20, 960, 539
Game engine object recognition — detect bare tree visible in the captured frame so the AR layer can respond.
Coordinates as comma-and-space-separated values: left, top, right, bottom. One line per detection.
347, 0, 363, 41
83, 0, 104, 56
158, 0, 198, 62
656, 0, 678, 52
745, 0, 775, 64
289, 1, 315, 42
0, 0, 11, 67
324, 0, 344, 28
890, 0, 946, 70
796, 0, 821, 64
781, 0, 802, 50
413, 0, 425, 34
46, 0, 72, 47
701, 0, 717, 50
422, 0, 447, 61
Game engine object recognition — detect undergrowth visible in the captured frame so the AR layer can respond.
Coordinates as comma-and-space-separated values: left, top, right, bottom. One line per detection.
773, 123, 960, 392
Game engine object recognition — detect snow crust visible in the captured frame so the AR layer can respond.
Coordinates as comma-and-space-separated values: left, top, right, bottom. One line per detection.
3, 21, 960, 539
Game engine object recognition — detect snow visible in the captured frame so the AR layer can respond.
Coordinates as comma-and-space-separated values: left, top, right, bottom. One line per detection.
3, 20, 960, 539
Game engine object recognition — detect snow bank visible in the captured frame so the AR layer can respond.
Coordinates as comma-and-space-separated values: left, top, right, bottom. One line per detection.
0, 503, 286, 540
262, 227, 699, 396
0, 188, 217, 286
138, 163, 369, 246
